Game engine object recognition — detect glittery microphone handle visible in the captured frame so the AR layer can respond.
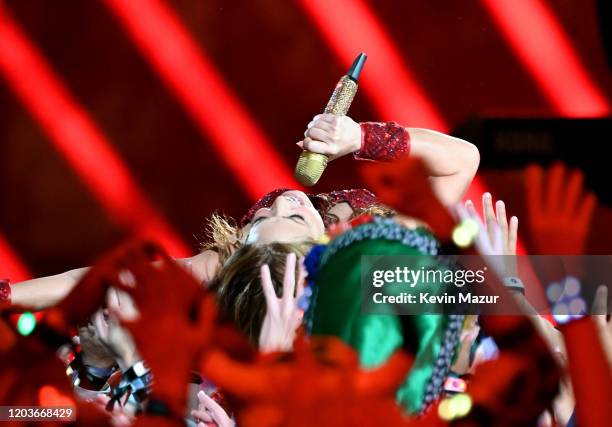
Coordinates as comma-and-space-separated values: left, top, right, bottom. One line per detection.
324, 75, 358, 115
295, 53, 365, 186
295, 76, 359, 186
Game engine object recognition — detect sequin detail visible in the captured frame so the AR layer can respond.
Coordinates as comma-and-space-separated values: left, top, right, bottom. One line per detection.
0, 279, 11, 304
355, 122, 411, 161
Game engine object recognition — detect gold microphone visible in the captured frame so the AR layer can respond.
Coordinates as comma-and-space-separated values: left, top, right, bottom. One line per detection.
294, 53, 367, 186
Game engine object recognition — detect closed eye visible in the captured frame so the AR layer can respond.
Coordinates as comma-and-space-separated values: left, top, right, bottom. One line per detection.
252, 216, 268, 224
253, 214, 305, 225
288, 214, 305, 223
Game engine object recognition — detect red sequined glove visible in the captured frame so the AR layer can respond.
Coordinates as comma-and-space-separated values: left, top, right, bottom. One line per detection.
355, 122, 411, 162
0, 279, 11, 306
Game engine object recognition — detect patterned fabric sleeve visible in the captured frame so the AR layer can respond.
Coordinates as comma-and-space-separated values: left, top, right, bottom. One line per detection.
0, 279, 11, 305
354, 122, 411, 161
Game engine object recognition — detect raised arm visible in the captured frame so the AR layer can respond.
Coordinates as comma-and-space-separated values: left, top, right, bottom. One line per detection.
300, 114, 480, 205
408, 127, 480, 205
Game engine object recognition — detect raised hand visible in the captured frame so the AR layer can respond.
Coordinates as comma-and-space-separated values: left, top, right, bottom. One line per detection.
92, 301, 140, 371
298, 114, 362, 161
525, 162, 596, 254
191, 390, 234, 427
258, 253, 304, 353
456, 192, 518, 278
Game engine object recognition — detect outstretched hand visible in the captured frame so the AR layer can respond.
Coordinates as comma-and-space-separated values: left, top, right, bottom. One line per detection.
191, 390, 234, 427
455, 192, 518, 278
259, 253, 305, 353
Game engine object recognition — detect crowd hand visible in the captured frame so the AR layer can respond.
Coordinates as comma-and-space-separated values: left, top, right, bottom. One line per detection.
297, 114, 362, 161
525, 162, 596, 254
450, 315, 480, 375
109, 241, 216, 418
92, 298, 140, 370
191, 390, 234, 427
455, 192, 518, 278
78, 323, 116, 370
259, 253, 305, 353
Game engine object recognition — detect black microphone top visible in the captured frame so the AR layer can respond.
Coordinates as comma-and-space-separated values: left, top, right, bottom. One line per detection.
347, 53, 367, 82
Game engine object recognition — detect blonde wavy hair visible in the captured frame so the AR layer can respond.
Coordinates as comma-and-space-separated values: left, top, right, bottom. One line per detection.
200, 198, 395, 345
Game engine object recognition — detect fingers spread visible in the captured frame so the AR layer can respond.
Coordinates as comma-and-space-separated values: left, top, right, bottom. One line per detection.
482, 193, 497, 242
296, 256, 306, 299
544, 162, 565, 212
260, 264, 279, 317
576, 192, 597, 229
563, 169, 584, 216
495, 200, 509, 250
282, 253, 297, 312
508, 216, 519, 255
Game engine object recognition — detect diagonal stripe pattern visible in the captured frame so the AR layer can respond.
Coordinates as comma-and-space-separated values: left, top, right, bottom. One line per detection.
481, 0, 610, 116
104, 0, 303, 200
0, 7, 190, 256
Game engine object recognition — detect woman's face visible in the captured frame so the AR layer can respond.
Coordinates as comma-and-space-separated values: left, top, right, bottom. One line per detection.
246, 191, 325, 244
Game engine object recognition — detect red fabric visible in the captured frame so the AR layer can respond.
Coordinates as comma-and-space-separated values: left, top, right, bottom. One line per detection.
360, 158, 456, 242
0, 279, 11, 304
355, 122, 411, 161
560, 318, 612, 427
200, 336, 414, 427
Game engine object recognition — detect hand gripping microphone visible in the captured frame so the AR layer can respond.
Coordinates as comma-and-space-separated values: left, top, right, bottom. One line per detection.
294, 53, 367, 186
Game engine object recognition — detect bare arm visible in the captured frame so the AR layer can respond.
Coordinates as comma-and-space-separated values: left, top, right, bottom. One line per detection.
302, 115, 480, 206
409, 128, 480, 205
10, 250, 220, 310
11, 267, 89, 310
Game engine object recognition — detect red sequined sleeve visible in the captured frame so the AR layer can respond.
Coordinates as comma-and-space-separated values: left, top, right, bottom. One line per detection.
354, 122, 411, 161
0, 279, 11, 305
